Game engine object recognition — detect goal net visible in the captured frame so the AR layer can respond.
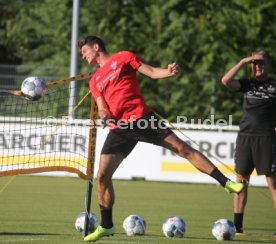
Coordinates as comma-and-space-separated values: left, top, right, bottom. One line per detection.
0, 75, 97, 180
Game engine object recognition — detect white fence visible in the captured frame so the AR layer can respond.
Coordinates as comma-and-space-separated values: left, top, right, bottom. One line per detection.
94, 127, 267, 187
0, 118, 268, 187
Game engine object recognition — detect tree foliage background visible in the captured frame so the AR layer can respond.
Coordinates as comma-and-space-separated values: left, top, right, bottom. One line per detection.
1, 0, 276, 123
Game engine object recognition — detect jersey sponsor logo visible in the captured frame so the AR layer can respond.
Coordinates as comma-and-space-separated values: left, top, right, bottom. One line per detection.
96, 75, 101, 81
246, 83, 276, 99
95, 61, 121, 92
96, 82, 104, 92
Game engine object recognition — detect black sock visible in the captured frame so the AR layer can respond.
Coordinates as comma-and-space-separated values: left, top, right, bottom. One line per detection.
100, 208, 113, 229
234, 213, 244, 232
209, 167, 228, 187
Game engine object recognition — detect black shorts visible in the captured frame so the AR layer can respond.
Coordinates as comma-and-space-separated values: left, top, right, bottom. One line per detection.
234, 133, 276, 175
101, 112, 173, 157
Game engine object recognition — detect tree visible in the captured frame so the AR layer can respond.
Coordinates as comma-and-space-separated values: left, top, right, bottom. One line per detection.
1, 0, 276, 122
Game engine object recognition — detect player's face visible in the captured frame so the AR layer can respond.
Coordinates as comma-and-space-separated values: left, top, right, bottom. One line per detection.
251, 53, 269, 80
81, 44, 98, 65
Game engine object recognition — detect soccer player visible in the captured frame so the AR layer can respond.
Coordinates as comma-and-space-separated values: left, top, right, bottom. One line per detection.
221, 51, 276, 234
78, 35, 244, 242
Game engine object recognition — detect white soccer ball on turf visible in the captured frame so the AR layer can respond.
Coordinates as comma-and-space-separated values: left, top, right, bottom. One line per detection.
162, 216, 186, 238
212, 218, 236, 240
123, 214, 147, 236
75, 212, 98, 234
21, 76, 46, 101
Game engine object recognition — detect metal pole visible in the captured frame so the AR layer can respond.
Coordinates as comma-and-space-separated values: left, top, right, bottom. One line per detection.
69, 0, 80, 117
84, 179, 93, 237
83, 98, 97, 237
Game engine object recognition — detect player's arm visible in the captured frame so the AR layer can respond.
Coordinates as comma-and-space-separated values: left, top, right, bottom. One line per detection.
96, 96, 111, 128
96, 96, 109, 118
221, 56, 253, 91
138, 63, 179, 79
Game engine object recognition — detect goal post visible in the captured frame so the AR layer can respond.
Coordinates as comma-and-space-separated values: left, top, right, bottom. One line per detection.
0, 72, 99, 237
84, 97, 97, 236
0, 77, 97, 180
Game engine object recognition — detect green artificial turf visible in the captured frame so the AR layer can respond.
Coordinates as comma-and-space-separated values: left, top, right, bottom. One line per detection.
0, 175, 275, 243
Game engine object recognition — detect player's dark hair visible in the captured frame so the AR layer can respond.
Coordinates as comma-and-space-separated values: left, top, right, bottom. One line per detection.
78, 36, 107, 51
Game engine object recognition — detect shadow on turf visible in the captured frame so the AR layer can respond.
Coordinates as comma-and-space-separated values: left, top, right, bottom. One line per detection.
188, 237, 274, 243
0, 232, 61, 236
139, 233, 275, 244
247, 227, 275, 232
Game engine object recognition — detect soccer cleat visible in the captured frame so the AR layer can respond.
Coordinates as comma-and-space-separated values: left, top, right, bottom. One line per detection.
235, 228, 246, 236
224, 180, 244, 193
84, 225, 115, 242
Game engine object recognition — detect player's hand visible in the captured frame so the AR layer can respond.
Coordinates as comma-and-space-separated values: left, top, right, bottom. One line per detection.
168, 63, 179, 75
100, 115, 109, 129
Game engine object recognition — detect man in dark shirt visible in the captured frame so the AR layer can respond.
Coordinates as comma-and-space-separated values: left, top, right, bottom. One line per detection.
221, 51, 276, 234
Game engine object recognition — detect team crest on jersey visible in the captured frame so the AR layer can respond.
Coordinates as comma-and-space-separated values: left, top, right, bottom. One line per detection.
268, 85, 275, 93
110, 61, 118, 70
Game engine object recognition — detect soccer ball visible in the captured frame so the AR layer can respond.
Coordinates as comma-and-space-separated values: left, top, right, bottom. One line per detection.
212, 219, 236, 240
123, 214, 147, 236
162, 216, 186, 238
21, 76, 46, 101
75, 212, 98, 234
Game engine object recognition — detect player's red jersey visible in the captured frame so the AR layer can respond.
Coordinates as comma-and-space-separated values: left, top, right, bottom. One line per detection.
89, 51, 152, 129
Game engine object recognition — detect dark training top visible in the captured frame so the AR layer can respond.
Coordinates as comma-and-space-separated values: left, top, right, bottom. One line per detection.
238, 78, 276, 135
